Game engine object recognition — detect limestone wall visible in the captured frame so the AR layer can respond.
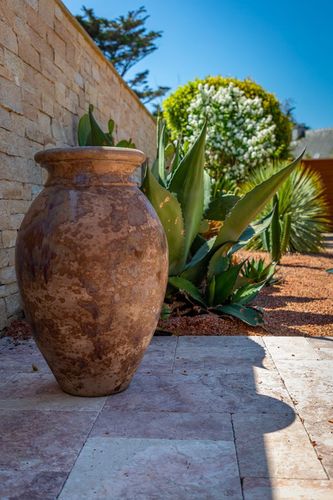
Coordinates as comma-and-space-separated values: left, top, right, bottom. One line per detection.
0, 0, 156, 329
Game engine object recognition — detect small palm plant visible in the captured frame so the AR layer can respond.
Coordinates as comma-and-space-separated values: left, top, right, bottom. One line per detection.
240, 163, 331, 260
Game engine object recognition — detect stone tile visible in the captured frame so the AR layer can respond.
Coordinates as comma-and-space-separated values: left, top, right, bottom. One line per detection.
0, 339, 48, 377
137, 336, 178, 375
91, 409, 234, 441
0, 469, 67, 500
0, 371, 106, 411
264, 336, 319, 361
233, 413, 327, 479
174, 335, 275, 374
307, 337, 333, 359
174, 356, 276, 375
177, 335, 265, 349
273, 359, 333, 413
243, 478, 333, 500
105, 370, 293, 414
300, 408, 333, 479
59, 437, 242, 500
0, 409, 97, 473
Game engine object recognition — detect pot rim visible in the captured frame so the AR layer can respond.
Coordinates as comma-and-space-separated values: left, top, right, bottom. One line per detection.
35, 146, 146, 166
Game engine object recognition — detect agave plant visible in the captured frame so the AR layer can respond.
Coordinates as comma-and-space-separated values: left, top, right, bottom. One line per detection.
78, 105, 136, 148
142, 118, 304, 325
240, 163, 331, 259
241, 258, 277, 285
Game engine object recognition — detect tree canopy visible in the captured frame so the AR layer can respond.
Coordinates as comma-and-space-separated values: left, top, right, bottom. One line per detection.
76, 6, 169, 105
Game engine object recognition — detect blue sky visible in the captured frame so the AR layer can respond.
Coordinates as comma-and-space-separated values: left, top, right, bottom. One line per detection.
63, 0, 333, 129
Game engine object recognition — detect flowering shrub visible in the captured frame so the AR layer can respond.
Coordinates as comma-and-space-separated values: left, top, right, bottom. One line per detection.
184, 83, 277, 180
163, 77, 292, 177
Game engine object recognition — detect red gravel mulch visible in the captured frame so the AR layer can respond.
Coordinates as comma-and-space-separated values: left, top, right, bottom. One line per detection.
158, 251, 333, 337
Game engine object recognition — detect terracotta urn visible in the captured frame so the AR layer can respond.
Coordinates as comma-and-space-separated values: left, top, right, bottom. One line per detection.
15, 147, 168, 397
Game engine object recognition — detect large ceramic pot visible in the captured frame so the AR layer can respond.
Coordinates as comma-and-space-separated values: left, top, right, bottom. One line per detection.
16, 147, 168, 397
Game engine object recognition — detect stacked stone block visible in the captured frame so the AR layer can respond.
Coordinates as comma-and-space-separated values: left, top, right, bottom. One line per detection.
0, 0, 156, 329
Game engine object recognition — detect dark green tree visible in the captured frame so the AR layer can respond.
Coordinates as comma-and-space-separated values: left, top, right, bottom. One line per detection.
76, 6, 169, 105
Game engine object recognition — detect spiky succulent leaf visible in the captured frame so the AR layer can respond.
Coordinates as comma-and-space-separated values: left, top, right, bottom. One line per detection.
204, 194, 240, 221
231, 282, 265, 305
213, 261, 244, 305
214, 151, 305, 248
169, 123, 207, 261
214, 304, 264, 326
168, 276, 206, 306
142, 166, 185, 275
207, 242, 233, 280
271, 194, 281, 262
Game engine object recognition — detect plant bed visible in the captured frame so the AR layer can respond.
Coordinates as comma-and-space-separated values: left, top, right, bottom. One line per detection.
158, 250, 333, 337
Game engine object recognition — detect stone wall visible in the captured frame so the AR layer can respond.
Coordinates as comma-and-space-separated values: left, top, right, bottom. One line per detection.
0, 0, 156, 329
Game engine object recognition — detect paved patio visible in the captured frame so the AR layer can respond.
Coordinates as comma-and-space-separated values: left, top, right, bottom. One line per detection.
0, 335, 332, 499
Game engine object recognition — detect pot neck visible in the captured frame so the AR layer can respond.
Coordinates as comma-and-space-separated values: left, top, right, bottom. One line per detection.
34, 147, 146, 187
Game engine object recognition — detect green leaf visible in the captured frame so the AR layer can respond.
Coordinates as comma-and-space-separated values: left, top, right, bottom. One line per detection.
214, 151, 305, 248
228, 206, 275, 254
142, 166, 185, 275
184, 237, 216, 270
214, 304, 264, 326
271, 195, 281, 262
88, 105, 113, 146
213, 261, 244, 305
231, 282, 265, 305
207, 242, 234, 279
77, 113, 91, 146
208, 275, 216, 305
204, 194, 240, 221
168, 276, 206, 306
203, 170, 212, 211
108, 118, 115, 136
116, 139, 135, 148
169, 122, 206, 261
326, 268, 333, 274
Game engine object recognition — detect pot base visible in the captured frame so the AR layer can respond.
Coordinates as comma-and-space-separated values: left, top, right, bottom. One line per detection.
59, 380, 131, 398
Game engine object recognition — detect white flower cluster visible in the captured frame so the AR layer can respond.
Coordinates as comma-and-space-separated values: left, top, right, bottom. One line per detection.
185, 83, 277, 180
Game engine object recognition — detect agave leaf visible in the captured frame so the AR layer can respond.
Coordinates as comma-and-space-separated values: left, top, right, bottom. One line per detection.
214, 304, 264, 326
229, 207, 275, 254
271, 194, 281, 262
213, 261, 244, 305
327, 268, 333, 274
169, 123, 207, 261
208, 275, 216, 305
184, 237, 216, 270
207, 242, 234, 279
231, 282, 265, 305
152, 119, 167, 184
204, 170, 212, 211
142, 166, 185, 275
88, 105, 113, 146
204, 194, 240, 221
214, 150, 305, 248
77, 113, 91, 146
170, 139, 182, 173
168, 276, 206, 306
280, 212, 292, 254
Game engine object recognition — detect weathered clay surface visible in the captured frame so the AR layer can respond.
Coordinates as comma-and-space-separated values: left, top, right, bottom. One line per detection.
15, 147, 168, 396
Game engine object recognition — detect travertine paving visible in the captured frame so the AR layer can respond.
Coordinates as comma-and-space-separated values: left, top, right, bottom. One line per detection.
0, 335, 332, 499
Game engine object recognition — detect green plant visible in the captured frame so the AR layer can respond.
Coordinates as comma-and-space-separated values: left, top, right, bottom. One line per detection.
240, 163, 331, 257
241, 258, 277, 285
142, 118, 303, 325
163, 76, 292, 166
78, 105, 136, 148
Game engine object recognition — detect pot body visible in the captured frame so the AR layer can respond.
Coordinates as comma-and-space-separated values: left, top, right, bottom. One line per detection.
15, 147, 168, 396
